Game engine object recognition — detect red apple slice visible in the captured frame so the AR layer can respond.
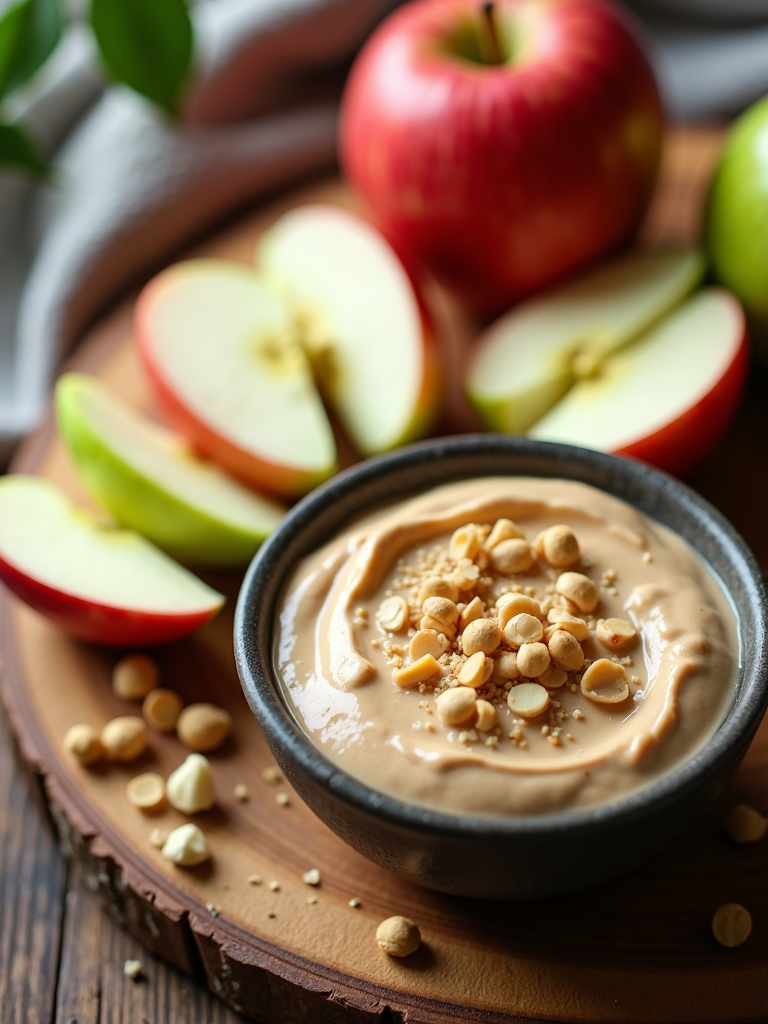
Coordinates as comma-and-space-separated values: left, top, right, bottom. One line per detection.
258, 205, 441, 455
0, 476, 225, 646
528, 288, 748, 476
466, 248, 704, 433
135, 259, 338, 498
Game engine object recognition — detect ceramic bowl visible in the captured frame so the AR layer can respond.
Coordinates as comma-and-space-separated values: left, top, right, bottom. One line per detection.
234, 436, 768, 900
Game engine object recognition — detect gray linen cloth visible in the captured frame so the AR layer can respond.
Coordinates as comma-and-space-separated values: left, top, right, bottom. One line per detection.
3, 0, 768, 463
0, 0, 400, 463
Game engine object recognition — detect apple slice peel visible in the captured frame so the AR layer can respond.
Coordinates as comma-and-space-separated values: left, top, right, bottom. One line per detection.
467, 248, 706, 434
56, 373, 285, 566
529, 288, 748, 476
0, 476, 225, 646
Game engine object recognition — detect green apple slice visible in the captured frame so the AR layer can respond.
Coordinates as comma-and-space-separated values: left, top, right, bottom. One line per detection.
258, 205, 438, 455
466, 248, 705, 433
135, 260, 337, 497
56, 373, 286, 566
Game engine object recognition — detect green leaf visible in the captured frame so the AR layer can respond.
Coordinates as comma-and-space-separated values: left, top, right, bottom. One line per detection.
0, 0, 63, 102
0, 121, 48, 176
90, 0, 193, 116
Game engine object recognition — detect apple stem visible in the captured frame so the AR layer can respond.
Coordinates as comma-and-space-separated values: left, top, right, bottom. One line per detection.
477, 3, 504, 65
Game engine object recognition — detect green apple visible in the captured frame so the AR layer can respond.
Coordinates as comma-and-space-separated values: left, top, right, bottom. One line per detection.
705, 95, 768, 361
0, 475, 224, 646
56, 373, 285, 566
466, 247, 705, 434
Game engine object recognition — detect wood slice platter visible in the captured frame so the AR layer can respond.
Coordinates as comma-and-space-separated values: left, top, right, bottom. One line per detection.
2, 130, 768, 1023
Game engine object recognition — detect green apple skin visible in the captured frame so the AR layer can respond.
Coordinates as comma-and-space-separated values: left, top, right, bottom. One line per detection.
55, 374, 284, 567
705, 96, 768, 361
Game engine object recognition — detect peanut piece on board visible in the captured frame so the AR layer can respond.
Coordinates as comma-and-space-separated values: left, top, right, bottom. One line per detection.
101, 716, 147, 762
177, 703, 232, 752
162, 822, 210, 866
712, 903, 752, 947
376, 916, 421, 957
63, 724, 105, 766
112, 653, 159, 701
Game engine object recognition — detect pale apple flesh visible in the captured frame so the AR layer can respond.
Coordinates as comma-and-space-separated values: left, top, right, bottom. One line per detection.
467, 248, 705, 434
135, 259, 338, 498
135, 209, 441, 498
258, 204, 441, 455
528, 289, 748, 476
55, 373, 286, 566
0, 476, 225, 646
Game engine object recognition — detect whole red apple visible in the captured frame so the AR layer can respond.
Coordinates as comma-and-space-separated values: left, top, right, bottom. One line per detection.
340, 0, 663, 311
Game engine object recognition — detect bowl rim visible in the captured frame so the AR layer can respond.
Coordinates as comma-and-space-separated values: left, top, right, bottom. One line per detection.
234, 435, 768, 840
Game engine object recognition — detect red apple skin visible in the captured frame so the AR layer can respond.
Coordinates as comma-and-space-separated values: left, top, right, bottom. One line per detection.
0, 554, 220, 646
615, 299, 749, 478
135, 256, 442, 493
133, 272, 332, 500
340, 0, 663, 311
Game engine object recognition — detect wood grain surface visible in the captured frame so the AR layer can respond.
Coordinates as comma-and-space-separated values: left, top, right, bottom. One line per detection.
1, 127, 767, 1024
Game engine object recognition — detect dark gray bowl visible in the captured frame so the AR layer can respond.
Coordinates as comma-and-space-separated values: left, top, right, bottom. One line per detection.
234, 436, 768, 900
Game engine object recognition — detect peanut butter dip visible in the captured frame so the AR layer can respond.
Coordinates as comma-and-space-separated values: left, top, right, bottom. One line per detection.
274, 478, 738, 816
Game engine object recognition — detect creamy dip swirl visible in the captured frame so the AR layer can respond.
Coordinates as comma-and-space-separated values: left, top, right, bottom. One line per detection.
275, 478, 738, 816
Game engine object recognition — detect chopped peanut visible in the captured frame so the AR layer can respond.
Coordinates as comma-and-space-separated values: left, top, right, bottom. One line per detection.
535, 525, 580, 568
162, 822, 210, 867
507, 682, 549, 718
101, 716, 147, 762
460, 595, 485, 629
393, 654, 441, 688
474, 699, 497, 732
723, 804, 768, 844
420, 614, 457, 640
555, 572, 598, 613
546, 607, 590, 641
458, 652, 486, 688
517, 642, 550, 678
376, 595, 409, 633
112, 653, 159, 701
581, 659, 629, 704
417, 576, 459, 605
712, 903, 752, 947
497, 593, 543, 629
449, 524, 482, 561
484, 518, 524, 550
538, 665, 568, 690
548, 630, 585, 672
490, 538, 534, 575
376, 916, 421, 957
142, 688, 184, 733
595, 618, 637, 650
451, 557, 481, 591
63, 724, 105, 766
491, 651, 519, 680
126, 772, 166, 812
503, 612, 543, 647
461, 618, 502, 656
177, 703, 232, 752
422, 595, 460, 626
435, 686, 477, 725
166, 753, 216, 814
409, 629, 444, 661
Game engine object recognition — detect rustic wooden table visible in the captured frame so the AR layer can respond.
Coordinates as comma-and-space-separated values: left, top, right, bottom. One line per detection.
2, 127, 765, 1024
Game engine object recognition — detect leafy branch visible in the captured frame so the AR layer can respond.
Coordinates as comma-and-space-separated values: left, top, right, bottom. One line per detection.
0, 0, 194, 178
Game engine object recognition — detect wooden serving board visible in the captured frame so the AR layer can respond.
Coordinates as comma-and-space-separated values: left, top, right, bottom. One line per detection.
2, 130, 768, 1024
